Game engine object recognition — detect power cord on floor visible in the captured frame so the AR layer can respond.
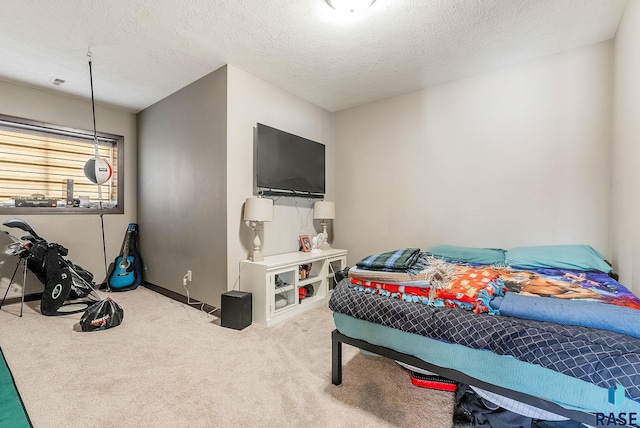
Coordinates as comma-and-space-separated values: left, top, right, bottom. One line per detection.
182, 273, 218, 317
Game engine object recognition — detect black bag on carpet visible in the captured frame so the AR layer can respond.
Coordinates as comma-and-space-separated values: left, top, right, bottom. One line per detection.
453, 384, 585, 428
334, 267, 350, 283
79, 298, 124, 332
2, 218, 100, 316
40, 267, 73, 316
33, 241, 98, 315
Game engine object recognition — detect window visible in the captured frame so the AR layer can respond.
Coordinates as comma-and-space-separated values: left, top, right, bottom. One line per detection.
0, 113, 123, 214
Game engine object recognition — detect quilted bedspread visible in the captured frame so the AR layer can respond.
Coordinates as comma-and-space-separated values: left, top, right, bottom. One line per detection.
329, 279, 640, 403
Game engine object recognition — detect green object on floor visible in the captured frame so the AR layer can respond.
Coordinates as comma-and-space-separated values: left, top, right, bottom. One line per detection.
0, 347, 31, 428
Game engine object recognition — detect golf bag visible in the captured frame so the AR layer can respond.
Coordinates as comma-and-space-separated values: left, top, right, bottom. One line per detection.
2, 218, 99, 316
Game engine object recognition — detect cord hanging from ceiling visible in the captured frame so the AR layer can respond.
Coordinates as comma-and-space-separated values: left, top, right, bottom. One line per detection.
84, 50, 113, 186
85, 49, 112, 285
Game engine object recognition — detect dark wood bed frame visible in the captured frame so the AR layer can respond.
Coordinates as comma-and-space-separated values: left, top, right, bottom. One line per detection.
331, 329, 620, 427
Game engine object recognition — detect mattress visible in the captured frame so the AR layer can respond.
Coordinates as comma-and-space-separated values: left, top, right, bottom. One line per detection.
329, 279, 640, 414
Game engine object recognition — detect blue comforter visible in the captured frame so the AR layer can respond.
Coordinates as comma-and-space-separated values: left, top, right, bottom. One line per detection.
491, 293, 640, 339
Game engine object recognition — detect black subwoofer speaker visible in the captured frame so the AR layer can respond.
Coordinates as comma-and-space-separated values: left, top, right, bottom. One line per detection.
221, 291, 252, 330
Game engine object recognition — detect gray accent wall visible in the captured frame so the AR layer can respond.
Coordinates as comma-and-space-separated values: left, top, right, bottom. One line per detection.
137, 66, 227, 307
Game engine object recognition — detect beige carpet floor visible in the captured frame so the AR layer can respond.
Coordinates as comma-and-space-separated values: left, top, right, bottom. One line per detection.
0, 286, 455, 427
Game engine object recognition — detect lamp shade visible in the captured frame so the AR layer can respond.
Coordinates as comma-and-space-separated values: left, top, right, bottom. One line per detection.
314, 201, 335, 220
244, 197, 273, 222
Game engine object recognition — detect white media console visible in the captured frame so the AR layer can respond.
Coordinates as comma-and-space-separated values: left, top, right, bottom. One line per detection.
239, 249, 347, 326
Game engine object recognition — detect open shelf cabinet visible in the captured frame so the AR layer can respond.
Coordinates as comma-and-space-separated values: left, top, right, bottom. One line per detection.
239, 249, 347, 326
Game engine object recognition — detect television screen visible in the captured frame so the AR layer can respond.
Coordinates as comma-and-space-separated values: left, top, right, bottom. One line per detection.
255, 123, 325, 196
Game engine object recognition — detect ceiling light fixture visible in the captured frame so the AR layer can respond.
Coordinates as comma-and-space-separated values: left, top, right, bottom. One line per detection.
325, 0, 376, 14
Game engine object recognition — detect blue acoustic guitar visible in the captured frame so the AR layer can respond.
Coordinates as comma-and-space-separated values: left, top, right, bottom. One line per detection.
109, 223, 139, 289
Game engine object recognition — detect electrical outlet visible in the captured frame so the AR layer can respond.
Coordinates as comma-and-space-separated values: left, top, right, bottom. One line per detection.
187, 270, 192, 282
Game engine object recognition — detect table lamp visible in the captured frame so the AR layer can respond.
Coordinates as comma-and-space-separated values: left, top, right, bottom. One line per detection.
313, 201, 335, 250
244, 197, 273, 261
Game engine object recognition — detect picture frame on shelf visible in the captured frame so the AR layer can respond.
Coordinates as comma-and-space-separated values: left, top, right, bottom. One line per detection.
299, 235, 312, 252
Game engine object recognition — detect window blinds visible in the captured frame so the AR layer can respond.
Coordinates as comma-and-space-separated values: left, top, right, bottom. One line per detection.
0, 125, 118, 207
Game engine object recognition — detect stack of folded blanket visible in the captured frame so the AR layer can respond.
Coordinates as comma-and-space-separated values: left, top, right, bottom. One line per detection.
356, 247, 426, 273
348, 248, 505, 314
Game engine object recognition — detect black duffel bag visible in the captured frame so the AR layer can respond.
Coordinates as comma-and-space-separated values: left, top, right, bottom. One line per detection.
79, 297, 124, 332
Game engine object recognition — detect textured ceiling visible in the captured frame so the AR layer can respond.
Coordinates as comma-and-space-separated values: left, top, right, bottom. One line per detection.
0, 0, 628, 113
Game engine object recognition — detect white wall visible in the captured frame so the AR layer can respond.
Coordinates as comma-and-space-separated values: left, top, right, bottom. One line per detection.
226, 65, 333, 290
612, 0, 640, 294
0, 81, 137, 296
334, 42, 614, 266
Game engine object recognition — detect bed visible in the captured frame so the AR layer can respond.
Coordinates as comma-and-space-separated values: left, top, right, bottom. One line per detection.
328, 245, 640, 427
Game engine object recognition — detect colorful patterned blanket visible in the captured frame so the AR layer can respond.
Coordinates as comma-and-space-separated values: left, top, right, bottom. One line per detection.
489, 266, 640, 337
349, 264, 506, 314
494, 266, 640, 308
349, 250, 640, 321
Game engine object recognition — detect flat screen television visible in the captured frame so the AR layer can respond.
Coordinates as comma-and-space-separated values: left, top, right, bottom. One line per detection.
255, 123, 325, 198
